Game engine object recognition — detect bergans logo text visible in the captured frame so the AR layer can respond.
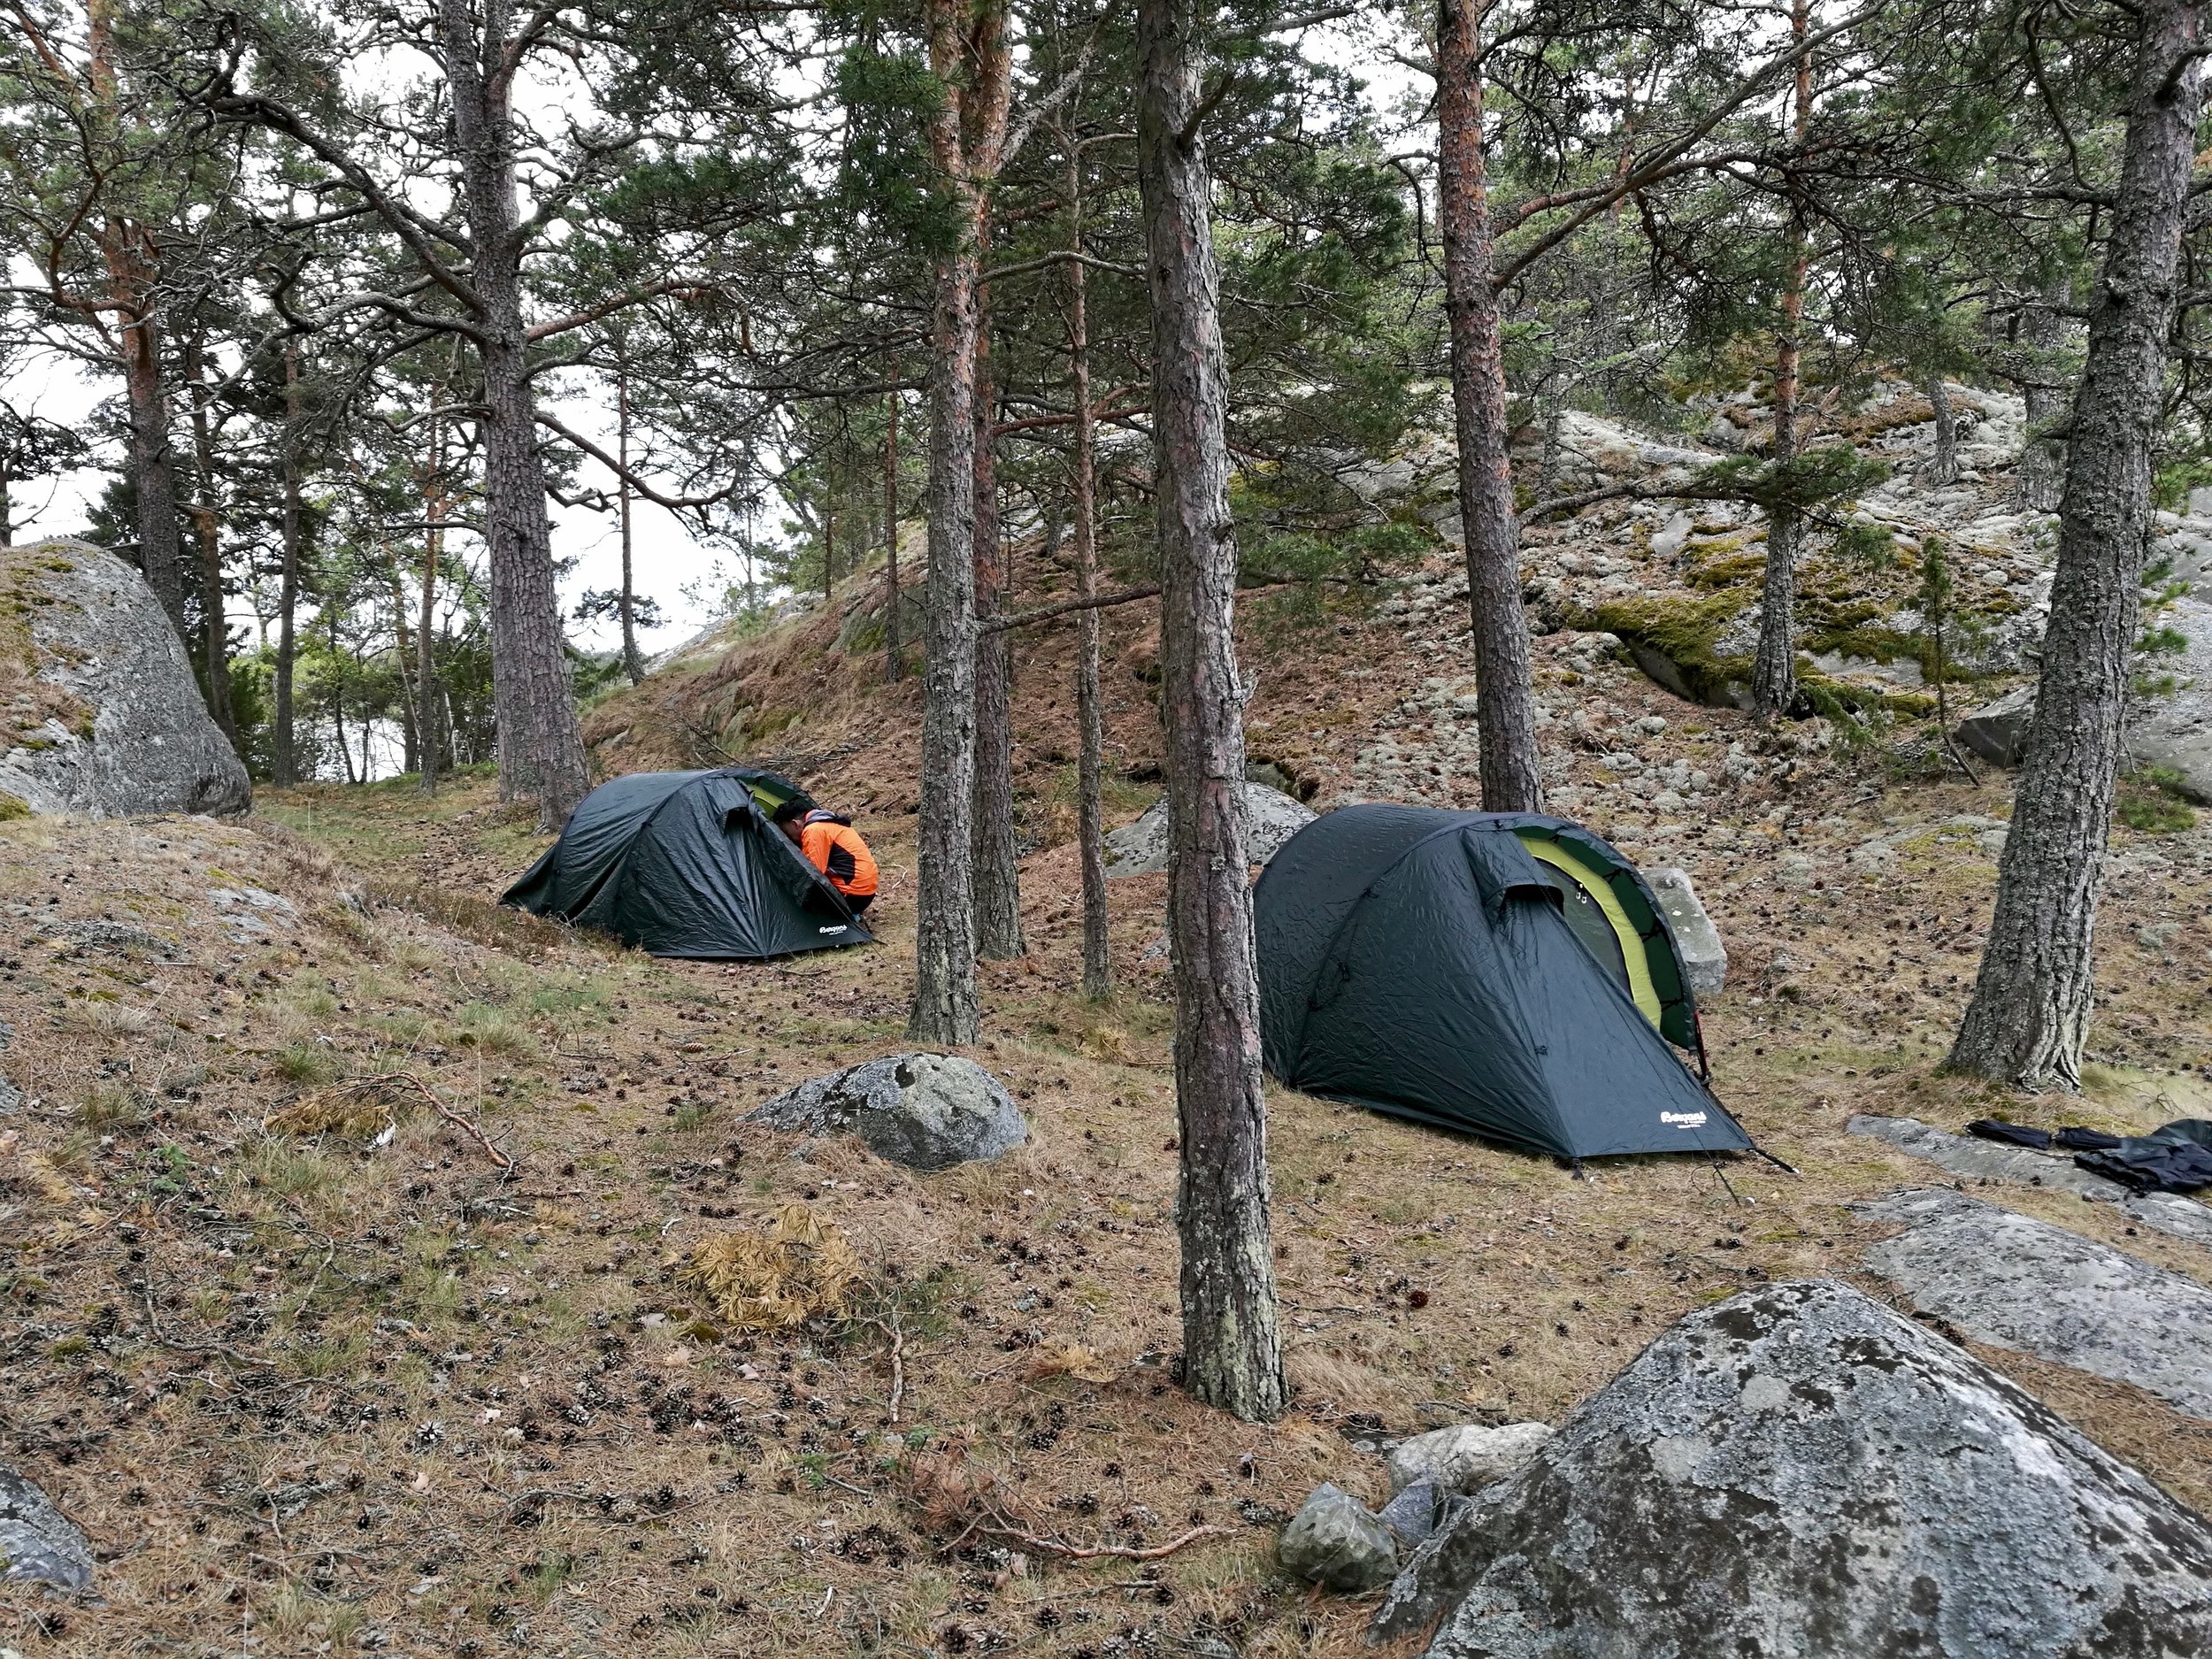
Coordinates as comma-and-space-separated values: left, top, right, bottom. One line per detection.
1660, 1110, 1708, 1129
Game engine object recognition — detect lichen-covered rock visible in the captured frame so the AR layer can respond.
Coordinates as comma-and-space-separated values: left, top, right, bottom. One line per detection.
1, 1463, 94, 1592
1277, 1483, 1396, 1592
1642, 866, 1725, 997
1385, 1422, 1551, 1499
0, 540, 249, 818
747, 1054, 1025, 1171
1375, 1479, 1447, 1551
1862, 1188, 2212, 1419
1373, 1279, 2212, 1658
1103, 783, 1316, 878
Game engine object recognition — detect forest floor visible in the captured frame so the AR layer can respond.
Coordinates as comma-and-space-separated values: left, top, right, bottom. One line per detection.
7, 534, 2212, 1657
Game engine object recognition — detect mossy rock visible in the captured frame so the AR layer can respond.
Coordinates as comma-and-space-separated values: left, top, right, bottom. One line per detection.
1576, 594, 1756, 709
0, 789, 28, 820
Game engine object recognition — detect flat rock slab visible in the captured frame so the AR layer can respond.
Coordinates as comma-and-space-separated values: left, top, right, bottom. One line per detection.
1862, 1188, 2212, 1419
1848, 1113, 2126, 1200
747, 1054, 1025, 1171
1373, 1279, 2212, 1658
1, 1464, 94, 1592
2129, 1192, 2212, 1249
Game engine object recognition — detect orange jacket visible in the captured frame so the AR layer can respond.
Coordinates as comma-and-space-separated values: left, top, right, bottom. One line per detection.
798, 813, 879, 898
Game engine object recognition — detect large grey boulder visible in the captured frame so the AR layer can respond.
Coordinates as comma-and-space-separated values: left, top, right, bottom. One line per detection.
747, 1053, 1025, 1171
1, 1464, 94, 1592
1374, 1279, 2212, 1657
1642, 866, 1726, 998
0, 540, 249, 818
1955, 683, 2036, 767
1386, 1421, 1551, 1499
1862, 1187, 2212, 1419
1104, 782, 1316, 878
1277, 1483, 1396, 1592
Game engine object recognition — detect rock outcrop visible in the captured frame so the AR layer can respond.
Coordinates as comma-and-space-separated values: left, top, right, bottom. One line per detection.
747, 1054, 1026, 1170
1373, 1279, 2212, 1657
1102, 781, 1316, 877
0, 539, 249, 818
1, 1463, 94, 1592
1861, 1188, 2212, 1419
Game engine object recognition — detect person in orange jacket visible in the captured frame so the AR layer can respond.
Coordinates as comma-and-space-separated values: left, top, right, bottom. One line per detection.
772, 799, 879, 914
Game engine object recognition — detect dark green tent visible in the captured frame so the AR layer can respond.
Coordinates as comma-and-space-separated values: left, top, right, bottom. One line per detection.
1255, 805, 1747, 1160
502, 766, 872, 959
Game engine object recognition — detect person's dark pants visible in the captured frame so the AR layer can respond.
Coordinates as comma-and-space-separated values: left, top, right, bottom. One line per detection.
844, 892, 873, 916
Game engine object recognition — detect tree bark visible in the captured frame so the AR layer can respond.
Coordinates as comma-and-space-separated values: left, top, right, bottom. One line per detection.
181, 338, 237, 746
117, 303, 188, 642
1948, 0, 2205, 1090
1137, 0, 1286, 1425
441, 0, 588, 829
1068, 146, 1111, 1002
884, 390, 903, 683
274, 342, 303, 786
1922, 374, 1961, 485
418, 412, 443, 793
2017, 278, 2070, 513
1751, 0, 1812, 720
909, 0, 1010, 1044
1436, 0, 1542, 812
972, 277, 1025, 959
617, 361, 644, 685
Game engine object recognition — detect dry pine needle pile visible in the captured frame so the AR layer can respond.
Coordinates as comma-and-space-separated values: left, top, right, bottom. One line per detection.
682, 1202, 861, 1330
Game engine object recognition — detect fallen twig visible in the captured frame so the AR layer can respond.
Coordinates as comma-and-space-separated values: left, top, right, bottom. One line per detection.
382, 1070, 516, 1171
879, 1310, 906, 1425
136, 1278, 257, 1366
990, 1523, 1230, 1563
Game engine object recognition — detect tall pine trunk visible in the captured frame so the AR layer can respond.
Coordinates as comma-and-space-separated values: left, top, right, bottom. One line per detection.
884, 391, 903, 683
617, 363, 644, 685
1751, 0, 1811, 720
1436, 0, 1542, 812
182, 339, 237, 745
1068, 147, 1111, 1002
1922, 375, 1961, 485
442, 0, 588, 829
418, 416, 443, 794
1137, 0, 1285, 1424
118, 304, 188, 642
972, 284, 1025, 959
274, 342, 303, 786
1948, 0, 2205, 1089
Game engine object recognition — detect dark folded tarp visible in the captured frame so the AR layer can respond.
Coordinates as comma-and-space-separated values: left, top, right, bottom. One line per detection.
2073, 1118, 2212, 1194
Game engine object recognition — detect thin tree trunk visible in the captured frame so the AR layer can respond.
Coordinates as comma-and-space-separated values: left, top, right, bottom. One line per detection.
884, 390, 903, 683
332, 610, 354, 785
181, 339, 237, 745
418, 414, 442, 794
1068, 147, 1111, 1001
1137, 0, 1286, 1425
1437, 0, 1542, 812
1948, 0, 2205, 1090
972, 271, 1025, 960
824, 481, 837, 600
441, 0, 588, 829
617, 362, 644, 685
274, 342, 303, 786
2018, 278, 2070, 513
1752, 0, 1812, 720
1, 465, 12, 546
1922, 374, 1961, 485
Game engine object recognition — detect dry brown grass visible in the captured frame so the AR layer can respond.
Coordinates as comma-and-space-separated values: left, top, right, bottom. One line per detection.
682, 1203, 864, 1330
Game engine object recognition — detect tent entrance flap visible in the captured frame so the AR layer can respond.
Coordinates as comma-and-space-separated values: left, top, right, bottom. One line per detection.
1255, 804, 1748, 1162
501, 766, 871, 961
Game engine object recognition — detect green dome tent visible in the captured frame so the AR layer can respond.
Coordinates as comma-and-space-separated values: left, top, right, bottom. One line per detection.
1255, 805, 1747, 1160
502, 766, 872, 959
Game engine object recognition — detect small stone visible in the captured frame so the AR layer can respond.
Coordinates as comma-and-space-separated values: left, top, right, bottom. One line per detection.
1375, 1479, 1447, 1551
1, 1463, 95, 1592
747, 1054, 1025, 1171
1277, 1483, 1396, 1592
1773, 851, 1817, 890
1386, 1421, 1552, 1498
